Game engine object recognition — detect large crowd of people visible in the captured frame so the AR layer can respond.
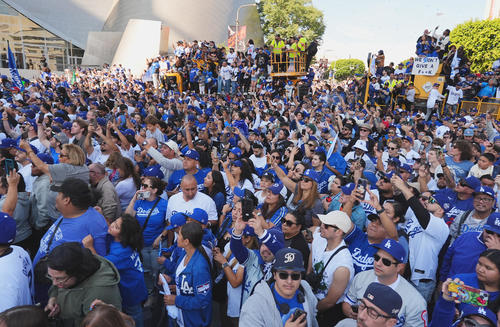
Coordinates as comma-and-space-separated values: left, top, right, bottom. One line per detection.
0, 24, 499, 327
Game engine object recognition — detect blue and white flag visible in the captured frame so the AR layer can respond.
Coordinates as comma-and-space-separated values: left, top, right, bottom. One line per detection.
7, 42, 24, 91
369, 55, 376, 77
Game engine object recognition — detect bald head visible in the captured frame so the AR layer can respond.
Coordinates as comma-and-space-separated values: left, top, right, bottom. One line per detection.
180, 174, 198, 200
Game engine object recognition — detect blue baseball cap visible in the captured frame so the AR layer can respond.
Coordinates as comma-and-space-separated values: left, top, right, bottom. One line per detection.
229, 147, 242, 158
166, 212, 187, 230
243, 225, 256, 237
258, 228, 285, 249
460, 304, 497, 326
231, 160, 243, 168
341, 183, 356, 195
189, 208, 208, 225
460, 176, 480, 190
183, 149, 200, 161
143, 164, 164, 179
37, 153, 54, 164
464, 128, 474, 137
272, 248, 305, 272
302, 169, 319, 183
400, 164, 413, 174
474, 186, 495, 199
268, 182, 283, 195
0, 138, 16, 149
15, 143, 38, 154
62, 122, 72, 130
0, 212, 16, 244
483, 212, 500, 235
233, 187, 246, 199
363, 282, 402, 319
372, 239, 406, 263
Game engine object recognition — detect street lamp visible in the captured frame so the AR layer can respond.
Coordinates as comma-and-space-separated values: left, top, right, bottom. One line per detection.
236, 3, 257, 53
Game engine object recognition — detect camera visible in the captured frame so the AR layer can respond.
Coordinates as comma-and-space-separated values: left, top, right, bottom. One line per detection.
305, 272, 323, 293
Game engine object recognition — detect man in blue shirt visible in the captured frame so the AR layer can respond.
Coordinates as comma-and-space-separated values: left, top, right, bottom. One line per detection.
311, 151, 333, 194
166, 149, 208, 195
434, 176, 478, 225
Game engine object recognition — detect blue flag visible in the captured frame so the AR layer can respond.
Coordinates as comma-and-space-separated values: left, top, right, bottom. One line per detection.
7, 42, 24, 91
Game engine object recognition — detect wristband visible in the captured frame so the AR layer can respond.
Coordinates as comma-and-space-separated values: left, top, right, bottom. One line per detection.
376, 208, 385, 214
222, 262, 229, 269
441, 164, 447, 168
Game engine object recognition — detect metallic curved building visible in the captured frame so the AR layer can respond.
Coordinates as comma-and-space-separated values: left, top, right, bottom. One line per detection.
0, 0, 263, 74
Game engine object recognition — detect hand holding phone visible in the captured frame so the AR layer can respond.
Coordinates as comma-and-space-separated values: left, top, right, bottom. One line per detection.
447, 282, 489, 306
291, 308, 307, 323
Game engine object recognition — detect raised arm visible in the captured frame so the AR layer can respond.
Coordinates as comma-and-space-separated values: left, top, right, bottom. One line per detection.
271, 161, 297, 192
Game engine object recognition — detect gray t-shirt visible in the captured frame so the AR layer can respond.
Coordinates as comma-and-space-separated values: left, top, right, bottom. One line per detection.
48, 163, 89, 186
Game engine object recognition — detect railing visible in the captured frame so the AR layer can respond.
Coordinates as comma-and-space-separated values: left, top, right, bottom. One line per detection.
269, 50, 307, 76
458, 97, 500, 119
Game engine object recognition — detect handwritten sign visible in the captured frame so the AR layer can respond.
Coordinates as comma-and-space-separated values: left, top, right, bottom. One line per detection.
411, 57, 439, 76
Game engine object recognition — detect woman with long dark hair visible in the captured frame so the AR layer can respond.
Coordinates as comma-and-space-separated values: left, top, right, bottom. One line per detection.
161, 222, 212, 327
203, 170, 226, 216
260, 182, 288, 229
83, 213, 148, 327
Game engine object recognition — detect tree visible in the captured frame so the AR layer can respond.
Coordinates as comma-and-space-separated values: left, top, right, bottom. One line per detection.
257, 0, 325, 43
450, 19, 500, 73
329, 59, 366, 81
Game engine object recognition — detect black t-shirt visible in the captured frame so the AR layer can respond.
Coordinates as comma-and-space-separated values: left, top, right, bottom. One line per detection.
285, 232, 310, 266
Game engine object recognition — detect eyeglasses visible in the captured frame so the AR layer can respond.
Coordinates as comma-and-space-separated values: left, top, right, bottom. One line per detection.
300, 177, 313, 182
59, 154, 68, 158
419, 196, 437, 204
281, 218, 298, 227
474, 197, 493, 203
141, 184, 152, 189
307, 143, 316, 147
358, 300, 392, 320
277, 271, 302, 281
461, 317, 493, 327
373, 253, 398, 267
45, 274, 71, 284
272, 155, 281, 160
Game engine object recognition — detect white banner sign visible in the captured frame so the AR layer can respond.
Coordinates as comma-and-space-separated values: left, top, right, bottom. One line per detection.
411, 57, 439, 76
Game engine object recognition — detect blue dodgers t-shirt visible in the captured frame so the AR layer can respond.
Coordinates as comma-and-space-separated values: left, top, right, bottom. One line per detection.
134, 197, 168, 246
271, 283, 304, 325
105, 241, 148, 307
344, 225, 376, 274
445, 156, 474, 182
316, 166, 333, 194
34, 207, 108, 265
166, 169, 208, 192
434, 188, 474, 225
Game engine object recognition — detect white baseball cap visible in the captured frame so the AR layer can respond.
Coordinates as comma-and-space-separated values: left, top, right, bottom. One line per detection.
162, 140, 180, 156
317, 210, 352, 233
353, 140, 368, 152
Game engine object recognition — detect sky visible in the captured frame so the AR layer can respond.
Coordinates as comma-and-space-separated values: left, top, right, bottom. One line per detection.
311, 0, 485, 66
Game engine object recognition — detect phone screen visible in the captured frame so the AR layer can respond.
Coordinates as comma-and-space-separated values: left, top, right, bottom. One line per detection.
4, 159, 15, 175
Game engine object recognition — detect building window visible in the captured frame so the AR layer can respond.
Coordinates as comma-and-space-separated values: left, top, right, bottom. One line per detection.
0, 1, 84, 71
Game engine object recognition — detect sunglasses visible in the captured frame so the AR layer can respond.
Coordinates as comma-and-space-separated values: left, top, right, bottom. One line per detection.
388, 146, 398, 150
360, 129, 370, 132
419, 196, 436, 204
277, 271, 301, 281
373, 253, 398, 267
300, 177, 313, 182
484, 229, 500, 237
459, 180, 470, 188
281, 218, 297, 227
322, 222, 339, 230
308, 143, 316, 147
141, 184, 152, 188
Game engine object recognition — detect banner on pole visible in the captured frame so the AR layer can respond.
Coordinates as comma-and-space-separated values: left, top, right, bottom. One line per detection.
7, 42, 24, 91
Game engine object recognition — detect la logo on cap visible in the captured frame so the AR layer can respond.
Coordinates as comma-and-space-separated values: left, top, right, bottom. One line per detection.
384, 240, 392, 249
284, 252, 295, 263
495, 218, 500, 227
478, 307, 486, 316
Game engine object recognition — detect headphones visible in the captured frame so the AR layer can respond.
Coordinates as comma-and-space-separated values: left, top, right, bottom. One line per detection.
270, 283, 305, 315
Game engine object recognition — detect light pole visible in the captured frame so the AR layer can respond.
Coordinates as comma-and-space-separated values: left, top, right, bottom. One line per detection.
235, 3, 257, 53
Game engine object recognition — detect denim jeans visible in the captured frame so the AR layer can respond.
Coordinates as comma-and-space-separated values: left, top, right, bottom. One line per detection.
413, 279, 436, 303
141, 245, 161, 294
123, 303, 144, 327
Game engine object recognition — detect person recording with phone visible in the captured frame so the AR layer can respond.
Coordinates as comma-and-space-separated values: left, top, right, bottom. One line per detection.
239, 247, 318, 327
